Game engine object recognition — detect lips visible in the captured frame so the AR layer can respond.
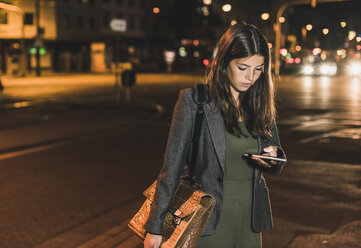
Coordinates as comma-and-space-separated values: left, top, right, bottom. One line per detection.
241, 83, 252, 87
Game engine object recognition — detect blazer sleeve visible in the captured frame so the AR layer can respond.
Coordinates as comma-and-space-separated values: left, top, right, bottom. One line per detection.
144, 89, 194, 235
260, 122, 287, 174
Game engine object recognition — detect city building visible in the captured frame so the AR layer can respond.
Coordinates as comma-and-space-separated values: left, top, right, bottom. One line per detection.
0, 0, 154, 75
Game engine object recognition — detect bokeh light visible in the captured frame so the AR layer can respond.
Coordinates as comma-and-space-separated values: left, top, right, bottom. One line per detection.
153, 7, 160, 14
222, 4, 232, 12
280, 48, 287, 56
349, 31, 356, 40
203, 59, 210, 66
261, 13, 270, 21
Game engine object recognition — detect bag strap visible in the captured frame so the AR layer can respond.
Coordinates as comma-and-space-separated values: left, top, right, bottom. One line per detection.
189, 84, 206, 180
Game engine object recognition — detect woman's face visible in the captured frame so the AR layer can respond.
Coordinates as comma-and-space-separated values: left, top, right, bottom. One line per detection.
227, 54, 265, 93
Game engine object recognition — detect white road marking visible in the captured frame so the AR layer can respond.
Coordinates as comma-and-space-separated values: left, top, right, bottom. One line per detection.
0, 143, 61, 161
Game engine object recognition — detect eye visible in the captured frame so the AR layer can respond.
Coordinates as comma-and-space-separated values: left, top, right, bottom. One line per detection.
238, 67, 247, 71
255, 67, 263, 71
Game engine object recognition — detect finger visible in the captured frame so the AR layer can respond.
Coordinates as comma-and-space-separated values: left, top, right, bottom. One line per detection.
252, 157, 272, 168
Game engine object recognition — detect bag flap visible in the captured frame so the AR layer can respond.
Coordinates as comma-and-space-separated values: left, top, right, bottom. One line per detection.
143, 180, 157, 201
168, 180, 213, 218
143, 179, 214, 218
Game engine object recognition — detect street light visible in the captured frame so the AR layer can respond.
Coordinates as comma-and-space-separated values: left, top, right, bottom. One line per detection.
306, 24, 313, 31
231, 20, 237, 26
340, 21, 346, 27
153, 7, 160, 14
222, 4, 231, 12
348, 31, 356, 40
261, 13, 270, 20
279, 17, 285, 23
322, 28, 329, 35
274, 0, 350, 79
203, 0, 212, 5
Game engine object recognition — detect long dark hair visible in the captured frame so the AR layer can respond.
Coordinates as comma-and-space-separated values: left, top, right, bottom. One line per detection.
205, 22, 276, 139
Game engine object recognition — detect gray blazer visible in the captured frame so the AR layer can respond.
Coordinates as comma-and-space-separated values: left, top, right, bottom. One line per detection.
144, 86, 286, 235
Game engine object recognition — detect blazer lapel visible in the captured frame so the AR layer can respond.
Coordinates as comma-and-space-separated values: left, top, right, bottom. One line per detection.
204, 102, 226, 173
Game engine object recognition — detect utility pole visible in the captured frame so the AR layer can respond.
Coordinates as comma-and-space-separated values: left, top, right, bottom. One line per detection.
274, 0, 350, 79
35, 0, 41, 76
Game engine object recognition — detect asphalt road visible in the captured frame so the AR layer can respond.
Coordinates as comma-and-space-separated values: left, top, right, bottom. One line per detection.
0, 73, 360, 248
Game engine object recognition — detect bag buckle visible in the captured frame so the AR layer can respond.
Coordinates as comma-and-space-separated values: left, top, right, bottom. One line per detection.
173, 216, 182, 225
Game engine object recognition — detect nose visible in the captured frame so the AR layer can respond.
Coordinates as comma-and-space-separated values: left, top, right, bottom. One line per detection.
245, 69, 254, 82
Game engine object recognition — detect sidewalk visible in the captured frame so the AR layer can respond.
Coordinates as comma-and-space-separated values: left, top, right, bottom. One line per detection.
0, 71, 203, 86
71, 215, 361, 248
0, 72, 202, 109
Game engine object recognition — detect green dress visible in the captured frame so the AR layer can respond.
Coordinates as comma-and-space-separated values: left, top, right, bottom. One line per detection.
196, 122, 262, 248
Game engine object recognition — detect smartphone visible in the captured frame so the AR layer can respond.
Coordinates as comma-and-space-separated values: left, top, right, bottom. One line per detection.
242, 153, 287, 162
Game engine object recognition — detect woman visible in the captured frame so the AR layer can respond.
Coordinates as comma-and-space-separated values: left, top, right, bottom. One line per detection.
144, 23, 286, 248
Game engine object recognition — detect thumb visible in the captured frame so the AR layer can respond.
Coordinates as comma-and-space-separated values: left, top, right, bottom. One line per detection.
263, 146, 273, 153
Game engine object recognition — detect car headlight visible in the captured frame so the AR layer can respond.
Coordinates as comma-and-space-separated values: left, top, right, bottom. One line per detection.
329, 65, 337, 76
348, 63, 361, 76
320, 64, 337, 76
304, 65, 314, 75
320, 64, 329, 75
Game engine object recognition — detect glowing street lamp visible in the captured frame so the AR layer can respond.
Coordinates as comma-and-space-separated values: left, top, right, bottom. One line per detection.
222, 4, 232, 12
348, 31, 356, 40
203, 0, 212, 5
231, 20, 237, 26
279, 17, 285, 23
153, 7, 160, 14
340, 21, 346, 28
322, 28, 329, 35
261, 13, 270, 20
306, 24, 313, 31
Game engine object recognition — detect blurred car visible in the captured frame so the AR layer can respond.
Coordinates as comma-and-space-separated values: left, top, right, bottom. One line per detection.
302, 61, 338, 76
345, 60, 361, 77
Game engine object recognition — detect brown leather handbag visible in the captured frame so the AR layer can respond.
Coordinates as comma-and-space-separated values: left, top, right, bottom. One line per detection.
128, 84, 216, 248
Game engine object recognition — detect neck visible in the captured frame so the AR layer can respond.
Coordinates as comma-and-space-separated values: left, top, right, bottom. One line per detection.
231, 89, 246, 108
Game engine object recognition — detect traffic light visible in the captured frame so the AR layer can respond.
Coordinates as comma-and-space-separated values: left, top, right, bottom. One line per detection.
29, 47, 47, 55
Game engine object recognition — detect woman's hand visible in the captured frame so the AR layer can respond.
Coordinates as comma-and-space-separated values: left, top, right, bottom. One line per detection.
144, 233, 162, 248
251, 146, 278, 168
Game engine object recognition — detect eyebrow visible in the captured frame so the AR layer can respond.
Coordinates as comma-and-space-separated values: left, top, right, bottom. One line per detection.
237, 63, 264, 67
